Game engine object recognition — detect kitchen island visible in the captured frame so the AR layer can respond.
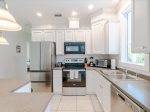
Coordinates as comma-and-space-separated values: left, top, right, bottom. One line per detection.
0, 79, 52, 112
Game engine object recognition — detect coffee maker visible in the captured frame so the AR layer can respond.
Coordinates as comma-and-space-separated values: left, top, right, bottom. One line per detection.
89, 57, 94, 67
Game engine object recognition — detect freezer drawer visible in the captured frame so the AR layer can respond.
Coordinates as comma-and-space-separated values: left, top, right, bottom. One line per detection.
30, 72, 52, 82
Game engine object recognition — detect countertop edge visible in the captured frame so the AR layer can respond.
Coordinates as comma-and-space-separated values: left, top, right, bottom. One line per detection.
10, 80, 31, 93
93, 68, 150, 112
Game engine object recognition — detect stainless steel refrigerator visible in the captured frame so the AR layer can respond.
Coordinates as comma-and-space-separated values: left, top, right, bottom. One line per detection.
30, 42, 56, 92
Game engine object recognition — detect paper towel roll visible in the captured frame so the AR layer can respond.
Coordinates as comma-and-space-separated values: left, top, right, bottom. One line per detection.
111, 59, 116, 70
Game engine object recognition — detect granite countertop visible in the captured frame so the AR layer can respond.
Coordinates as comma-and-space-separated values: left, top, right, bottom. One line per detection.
0, 79, 30, 94
0, 79, 52, 112
87, 67, 150, 112
0, 93, 52, 112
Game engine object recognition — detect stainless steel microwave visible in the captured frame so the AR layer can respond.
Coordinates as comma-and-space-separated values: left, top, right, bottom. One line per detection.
64, 42, 85, 54
95, 59, 111, 68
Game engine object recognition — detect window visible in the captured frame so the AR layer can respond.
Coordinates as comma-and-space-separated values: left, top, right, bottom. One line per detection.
125, 8, 145, 65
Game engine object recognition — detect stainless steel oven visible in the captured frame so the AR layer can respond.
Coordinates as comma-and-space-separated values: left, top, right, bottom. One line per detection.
62, 69, 86, 95
64, 42, 85, 54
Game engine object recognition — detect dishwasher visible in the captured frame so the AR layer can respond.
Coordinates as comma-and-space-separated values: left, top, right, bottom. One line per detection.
111, 85, 145, 112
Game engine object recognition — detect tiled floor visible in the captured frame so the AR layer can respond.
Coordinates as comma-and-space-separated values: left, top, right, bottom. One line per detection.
48, 95, 104, 112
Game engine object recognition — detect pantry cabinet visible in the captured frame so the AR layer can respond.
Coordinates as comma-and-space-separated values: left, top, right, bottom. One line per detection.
132, 0, 150, 53
56, 30, 65, 55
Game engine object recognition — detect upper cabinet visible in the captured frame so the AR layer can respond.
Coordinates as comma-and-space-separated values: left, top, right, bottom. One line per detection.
32, 30, 44, 41
85, 30, 92, 54
104, 21, 120, 54
91, 20, 120, 54
32, 29, 56, 42
74, 30, 86, 42
92, 22, 105, 54
44, 30, 56, 42
65, 30, 75, 42
132, 0, 150, 53
56, 30, 65, 55
65, 30, 86, 42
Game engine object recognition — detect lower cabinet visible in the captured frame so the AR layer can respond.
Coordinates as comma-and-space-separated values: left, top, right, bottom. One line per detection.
86, 70, 96, 94
14, 82, 31, 93
86, 70, 111, 112
53, 70, 62, 94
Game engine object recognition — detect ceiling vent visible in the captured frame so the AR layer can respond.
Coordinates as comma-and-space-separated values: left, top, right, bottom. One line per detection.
54, 14, 62, 17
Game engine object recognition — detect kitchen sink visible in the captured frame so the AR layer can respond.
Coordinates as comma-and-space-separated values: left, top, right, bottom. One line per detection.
109, 75, 135, 80
101, 70, 124, 75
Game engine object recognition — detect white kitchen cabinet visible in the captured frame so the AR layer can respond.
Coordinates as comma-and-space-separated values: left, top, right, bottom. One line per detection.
87, 70, 111, 112
56, 30, 65, 55
65, 30, 75, 42
96, 71, 111, 112
53, 70, 62, 94
44, 30, 56, 42
104, 21, 120, 54
32, 30, 44, 41
32, 30, 56, 42
74, 30, 86, 42
102, 77, 111, 112
92, 22, 105, 54
132, 0, 150, 53
85, 30, 92, 54
86, 70, 96, 94
14, 82, 31, 93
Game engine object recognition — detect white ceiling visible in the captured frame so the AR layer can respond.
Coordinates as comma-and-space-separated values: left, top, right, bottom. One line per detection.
6, 0, 120, 29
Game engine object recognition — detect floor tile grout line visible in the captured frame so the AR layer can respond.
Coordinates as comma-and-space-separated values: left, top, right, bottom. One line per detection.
56, 95, 62, 112
89, 94, 97, 112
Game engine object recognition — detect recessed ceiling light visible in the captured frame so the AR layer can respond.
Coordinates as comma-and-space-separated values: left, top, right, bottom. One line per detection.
88, 4, 94, 10
36, 12, 42, 17
72, 11, 78, 16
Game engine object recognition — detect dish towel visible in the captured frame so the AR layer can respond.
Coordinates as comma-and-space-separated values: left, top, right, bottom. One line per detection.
75, 70, 79, 79
70, 70, 74, 79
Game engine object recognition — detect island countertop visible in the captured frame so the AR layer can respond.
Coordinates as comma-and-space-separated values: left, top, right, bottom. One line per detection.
0, 79, 53, 112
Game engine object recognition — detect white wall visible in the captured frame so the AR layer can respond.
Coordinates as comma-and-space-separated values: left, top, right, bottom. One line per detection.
0, 31, 31, 79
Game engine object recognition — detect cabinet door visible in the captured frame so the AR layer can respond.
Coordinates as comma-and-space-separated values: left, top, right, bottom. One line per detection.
56, 30, 65, 55
102, 78, 111, 112
53, 70, 62, 94
132, 0, 150, 53
85, 30, 92, 54
74, 30, 86, 42
86, 70, 96, 94
92, 23, 105, 54
65, 30, 75, 42
44, 30, 56, 42
32, 30, 43, 41
104, 22, 120, 54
